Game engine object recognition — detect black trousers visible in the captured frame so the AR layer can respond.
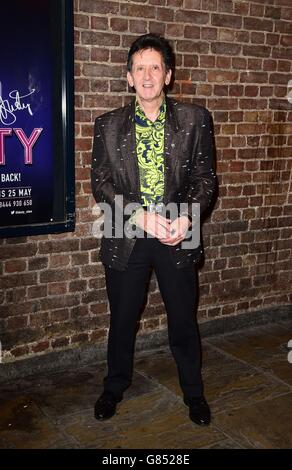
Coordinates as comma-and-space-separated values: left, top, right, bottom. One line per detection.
103, 237, 203, 402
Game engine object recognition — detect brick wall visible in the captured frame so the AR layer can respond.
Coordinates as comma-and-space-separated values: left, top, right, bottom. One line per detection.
1, 0, 292, 363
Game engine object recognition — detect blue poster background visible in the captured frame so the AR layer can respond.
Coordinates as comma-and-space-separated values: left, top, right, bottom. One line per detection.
0, 0, 54, 226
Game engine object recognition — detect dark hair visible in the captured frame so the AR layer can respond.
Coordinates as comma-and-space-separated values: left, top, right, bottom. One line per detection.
127, 34, 175, 72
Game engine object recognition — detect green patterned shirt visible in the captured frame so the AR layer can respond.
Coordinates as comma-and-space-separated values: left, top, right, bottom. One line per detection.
135, 100, 166, 207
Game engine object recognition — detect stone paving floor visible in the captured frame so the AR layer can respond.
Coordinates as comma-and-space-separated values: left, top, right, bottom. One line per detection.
0, 318, 291, 449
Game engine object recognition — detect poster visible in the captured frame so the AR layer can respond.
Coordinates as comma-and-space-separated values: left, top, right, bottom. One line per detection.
0, 0, 74, 238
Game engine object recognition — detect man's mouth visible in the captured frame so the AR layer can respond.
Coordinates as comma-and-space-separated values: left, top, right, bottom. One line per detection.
143, 84, 154, 88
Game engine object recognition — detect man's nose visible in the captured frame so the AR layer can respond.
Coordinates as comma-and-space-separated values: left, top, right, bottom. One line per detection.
143, 68, 151, 79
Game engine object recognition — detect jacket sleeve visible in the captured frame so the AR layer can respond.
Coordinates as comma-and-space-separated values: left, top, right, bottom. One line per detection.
91, 119, 116, 207
185, 108, 217, 217
91, 118, 140, 216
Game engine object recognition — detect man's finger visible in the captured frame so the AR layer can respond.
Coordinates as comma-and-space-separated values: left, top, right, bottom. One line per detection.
159, 234, 184, 245
156, 215, 171, 228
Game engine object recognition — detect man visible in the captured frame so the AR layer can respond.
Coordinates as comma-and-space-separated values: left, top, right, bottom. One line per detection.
91, 34, 217, 426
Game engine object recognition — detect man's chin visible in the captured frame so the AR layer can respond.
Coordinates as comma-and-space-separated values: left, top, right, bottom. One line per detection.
137, 91, 163, 103
139, 92, 156, 100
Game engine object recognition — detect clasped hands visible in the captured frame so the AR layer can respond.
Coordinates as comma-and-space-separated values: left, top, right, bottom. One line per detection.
135, 211, 191, 246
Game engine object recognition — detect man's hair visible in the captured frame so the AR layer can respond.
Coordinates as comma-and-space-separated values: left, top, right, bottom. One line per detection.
127, 34, 175, 72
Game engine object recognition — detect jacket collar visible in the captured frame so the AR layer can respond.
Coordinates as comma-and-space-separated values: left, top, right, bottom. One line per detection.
165, 96, 181, 133
120, 96, 181, 135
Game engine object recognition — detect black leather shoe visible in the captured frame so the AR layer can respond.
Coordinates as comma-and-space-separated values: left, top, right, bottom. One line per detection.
94, 391, 121, 421
185, 396, 211, 426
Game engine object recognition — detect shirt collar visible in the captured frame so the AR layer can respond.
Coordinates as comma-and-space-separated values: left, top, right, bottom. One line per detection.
135, 99, 166, 126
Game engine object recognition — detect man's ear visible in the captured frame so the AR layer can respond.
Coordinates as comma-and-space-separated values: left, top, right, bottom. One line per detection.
127, 71, 134, 88
165, 69, 172, 86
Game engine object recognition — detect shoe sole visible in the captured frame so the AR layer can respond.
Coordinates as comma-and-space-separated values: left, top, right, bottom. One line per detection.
94, 410, 117, 421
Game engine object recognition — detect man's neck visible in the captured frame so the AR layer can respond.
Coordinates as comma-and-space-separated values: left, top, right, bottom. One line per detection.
136, 94, 165, 122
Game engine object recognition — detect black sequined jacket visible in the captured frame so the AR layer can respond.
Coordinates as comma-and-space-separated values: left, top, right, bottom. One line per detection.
91, 96, 217, 271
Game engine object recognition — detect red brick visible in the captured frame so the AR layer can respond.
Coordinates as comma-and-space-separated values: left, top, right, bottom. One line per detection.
240, 72, 268, 83
175, 10, 209, 24
75, 46, 90, 61
29, 312, 50, 328
218, 0, 233, 13
31, 341, 50, 354
278, 60, 291, 72
280, 35, 292, 47
120, 3, 156, 18
7, 316, 28, 330
5, 260, 26, 273
211, 14, 242, 29
184, 54, 198, 67
199, 55, 214, 68
83, 63, 123, 78
110, 80, 128, 93
110, 18, 128, 32
208, 71, 238, 83
129, 20, 147, 34
90, 48, 109, 62
74, 14, 90, 29
81, 31, 120, 46
270, 73, 291, 85
40, 295, 80, 312
272, 47, 292, 60
27, 285, 48, 299
201, 27, 218, 40
157, 7, 174, 21
214, 85, 228, 96
40, 268, 79, 284
39, 239, 79, 254
71, 333, 89, 344
216, 56, 231, 69
219, 29, 235, 42
251, 32, 265, 44
0, 244, 37, 260
196, 84, 212, 96
10, 346, 30, 358
211, 42, 241, 56
79, 0, 119, 14
51, 337, 70, 349
51, 309, 70, 322
0, 273, 37, 289
282, 7, 292, 20
178, 68, 194, 81
230, 85, 244, 97
208, 98, 238, 110
184, 0, 200, 7
91, 16, 108, 31
166, 23, 184, 38
48, 282, 68, 296
184, 25, 200, 39
5, 288, 26, 304
244, 17, 273, 32
177, 40, 209, 54
234, 2, 249, 16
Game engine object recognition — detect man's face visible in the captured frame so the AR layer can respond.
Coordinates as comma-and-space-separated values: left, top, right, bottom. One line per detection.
127, 48, 172, 104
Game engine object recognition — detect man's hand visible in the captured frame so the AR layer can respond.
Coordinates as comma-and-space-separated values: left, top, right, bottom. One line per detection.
135, 210, 172, 239
159, 216, 191, 246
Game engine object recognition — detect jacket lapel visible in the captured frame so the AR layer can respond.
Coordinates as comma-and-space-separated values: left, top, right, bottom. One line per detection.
163, 97, 183, 203
119, 99, 141, 199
